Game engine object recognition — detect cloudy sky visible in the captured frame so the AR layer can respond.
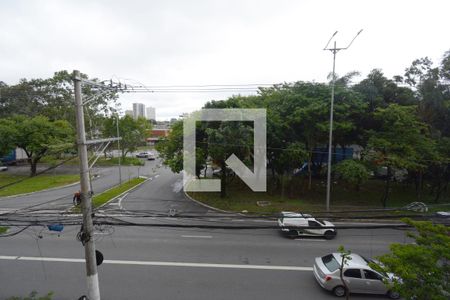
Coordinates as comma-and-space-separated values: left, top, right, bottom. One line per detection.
1, 0, 448, 120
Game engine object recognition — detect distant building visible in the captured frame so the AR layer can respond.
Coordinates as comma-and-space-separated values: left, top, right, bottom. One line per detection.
146, 106, 156, 121
125, 110, 133, 117
146, 127, 170, 145
132, 103, 145, 119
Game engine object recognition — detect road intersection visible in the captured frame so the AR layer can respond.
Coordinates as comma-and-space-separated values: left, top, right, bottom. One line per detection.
0, 160, 407, 299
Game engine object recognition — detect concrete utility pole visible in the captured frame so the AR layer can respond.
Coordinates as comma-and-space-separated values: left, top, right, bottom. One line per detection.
73, 70, 101, 300
323, 30, 362, 212
116, 114, 122, 184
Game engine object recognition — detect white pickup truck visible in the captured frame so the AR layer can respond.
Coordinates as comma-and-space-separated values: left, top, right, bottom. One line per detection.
277, 211, 337, 239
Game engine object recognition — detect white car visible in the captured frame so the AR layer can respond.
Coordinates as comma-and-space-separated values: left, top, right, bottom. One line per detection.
136, 151, 150, 158
313, 252, 400, 298
147, 153, 156, 160
278, 211, 337, 239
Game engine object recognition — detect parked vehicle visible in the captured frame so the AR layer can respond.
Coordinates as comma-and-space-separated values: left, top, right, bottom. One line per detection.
136, 151, 150, 158
0, 163, 7, 171
1, 148, 28, 165
147, 153, 156, 160
313, 252, 399, 298
277, 211, 336, 239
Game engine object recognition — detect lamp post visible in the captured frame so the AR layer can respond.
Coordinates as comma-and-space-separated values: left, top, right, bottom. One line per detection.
323, 30, 362, 212
115, 114, 122, 184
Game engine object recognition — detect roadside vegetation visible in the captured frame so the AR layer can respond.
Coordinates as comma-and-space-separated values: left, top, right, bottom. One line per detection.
0, 226, 8, 234
188, 177, 449, 214
0, 70, 151, 177
372, 220, 449, 300
96, 157, 144, 166
6, 291, 53, 300
72, 177, 146, 212
92, 177, 146, 208
0, 174, 79, 197
160, 50, 450, 212
40, 155, 145, 167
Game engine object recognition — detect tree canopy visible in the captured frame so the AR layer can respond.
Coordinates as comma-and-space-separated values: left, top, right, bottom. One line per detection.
373, 219, 450, 300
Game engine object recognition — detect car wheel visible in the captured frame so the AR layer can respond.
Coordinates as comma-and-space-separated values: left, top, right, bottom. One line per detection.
387, 290, 400, 299
333, 286, 347, 297
324, 230, 336, 240
287, 230, 298, 239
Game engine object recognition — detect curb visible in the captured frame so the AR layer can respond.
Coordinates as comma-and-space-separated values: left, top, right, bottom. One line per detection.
183, 191, 240, 215
183, 193, 413, 224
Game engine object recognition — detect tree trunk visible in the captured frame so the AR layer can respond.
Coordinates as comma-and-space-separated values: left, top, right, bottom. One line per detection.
308, 152, 312, 190
30, 159, 37, 177
381, 166, 391, 208
416, 170, 423, 201
339, 258, 350, 300
434, 180, 442, 203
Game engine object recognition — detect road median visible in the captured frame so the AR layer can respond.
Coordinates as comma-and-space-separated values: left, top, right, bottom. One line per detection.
71, 177, 147, 212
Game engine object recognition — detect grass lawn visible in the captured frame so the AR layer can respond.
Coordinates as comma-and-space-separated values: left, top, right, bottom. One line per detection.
40, 155, 145, 167
188, 177, 450, 215
0, 227, 8, 234
0, 174, 79, 197
96, 157, 145, 166
72, 177, 146, 211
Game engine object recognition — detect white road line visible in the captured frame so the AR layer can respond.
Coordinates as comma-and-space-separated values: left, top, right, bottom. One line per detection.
252, 220, 276, 223
117, 193, 128, 209
155, 175, 160, 178
0, 255, 312, 271
181, 235, 213, 239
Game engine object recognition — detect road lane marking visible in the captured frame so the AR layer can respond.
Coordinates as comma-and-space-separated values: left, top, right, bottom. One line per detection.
0, 255, 313, 271
181, 235, 213, 239
117, 193, 128, 209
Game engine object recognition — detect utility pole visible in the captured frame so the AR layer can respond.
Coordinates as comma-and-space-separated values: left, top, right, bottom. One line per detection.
73, 70, 101, 300
323, 30, 362, 212
116, 114, 122, 184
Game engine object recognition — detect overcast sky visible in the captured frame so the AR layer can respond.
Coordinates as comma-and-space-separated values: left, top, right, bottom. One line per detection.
1, 0, 448, 120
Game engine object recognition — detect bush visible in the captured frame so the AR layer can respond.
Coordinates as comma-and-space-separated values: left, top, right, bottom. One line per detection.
335, 159, 369, 191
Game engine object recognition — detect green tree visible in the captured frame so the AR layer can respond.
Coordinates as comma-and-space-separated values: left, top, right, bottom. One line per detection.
10, 116, 74, 176
206, 121, 254, 198
0, 71, 118, 132
103, 115, 151, 159
156, 120, 184, 173
403, 52, 450, 137
0, 118, 17, 157
353, 69, 417, 112
334, 160, 369, 191
277, 142, 308, 197
365, 104, 436, 207
373, 219, 450, 300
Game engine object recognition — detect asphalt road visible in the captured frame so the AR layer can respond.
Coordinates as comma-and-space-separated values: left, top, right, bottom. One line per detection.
0, 160, 157, 213
0, 160, 409, 299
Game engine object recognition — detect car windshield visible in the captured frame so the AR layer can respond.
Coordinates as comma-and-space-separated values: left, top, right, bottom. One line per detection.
322, 254, 340, 272
316, 219, 326, 225
361, 256, 388, 277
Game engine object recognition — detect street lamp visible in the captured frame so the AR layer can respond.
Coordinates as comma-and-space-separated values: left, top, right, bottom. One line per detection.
323, 29, 363, 212
114, 113, 122, 184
